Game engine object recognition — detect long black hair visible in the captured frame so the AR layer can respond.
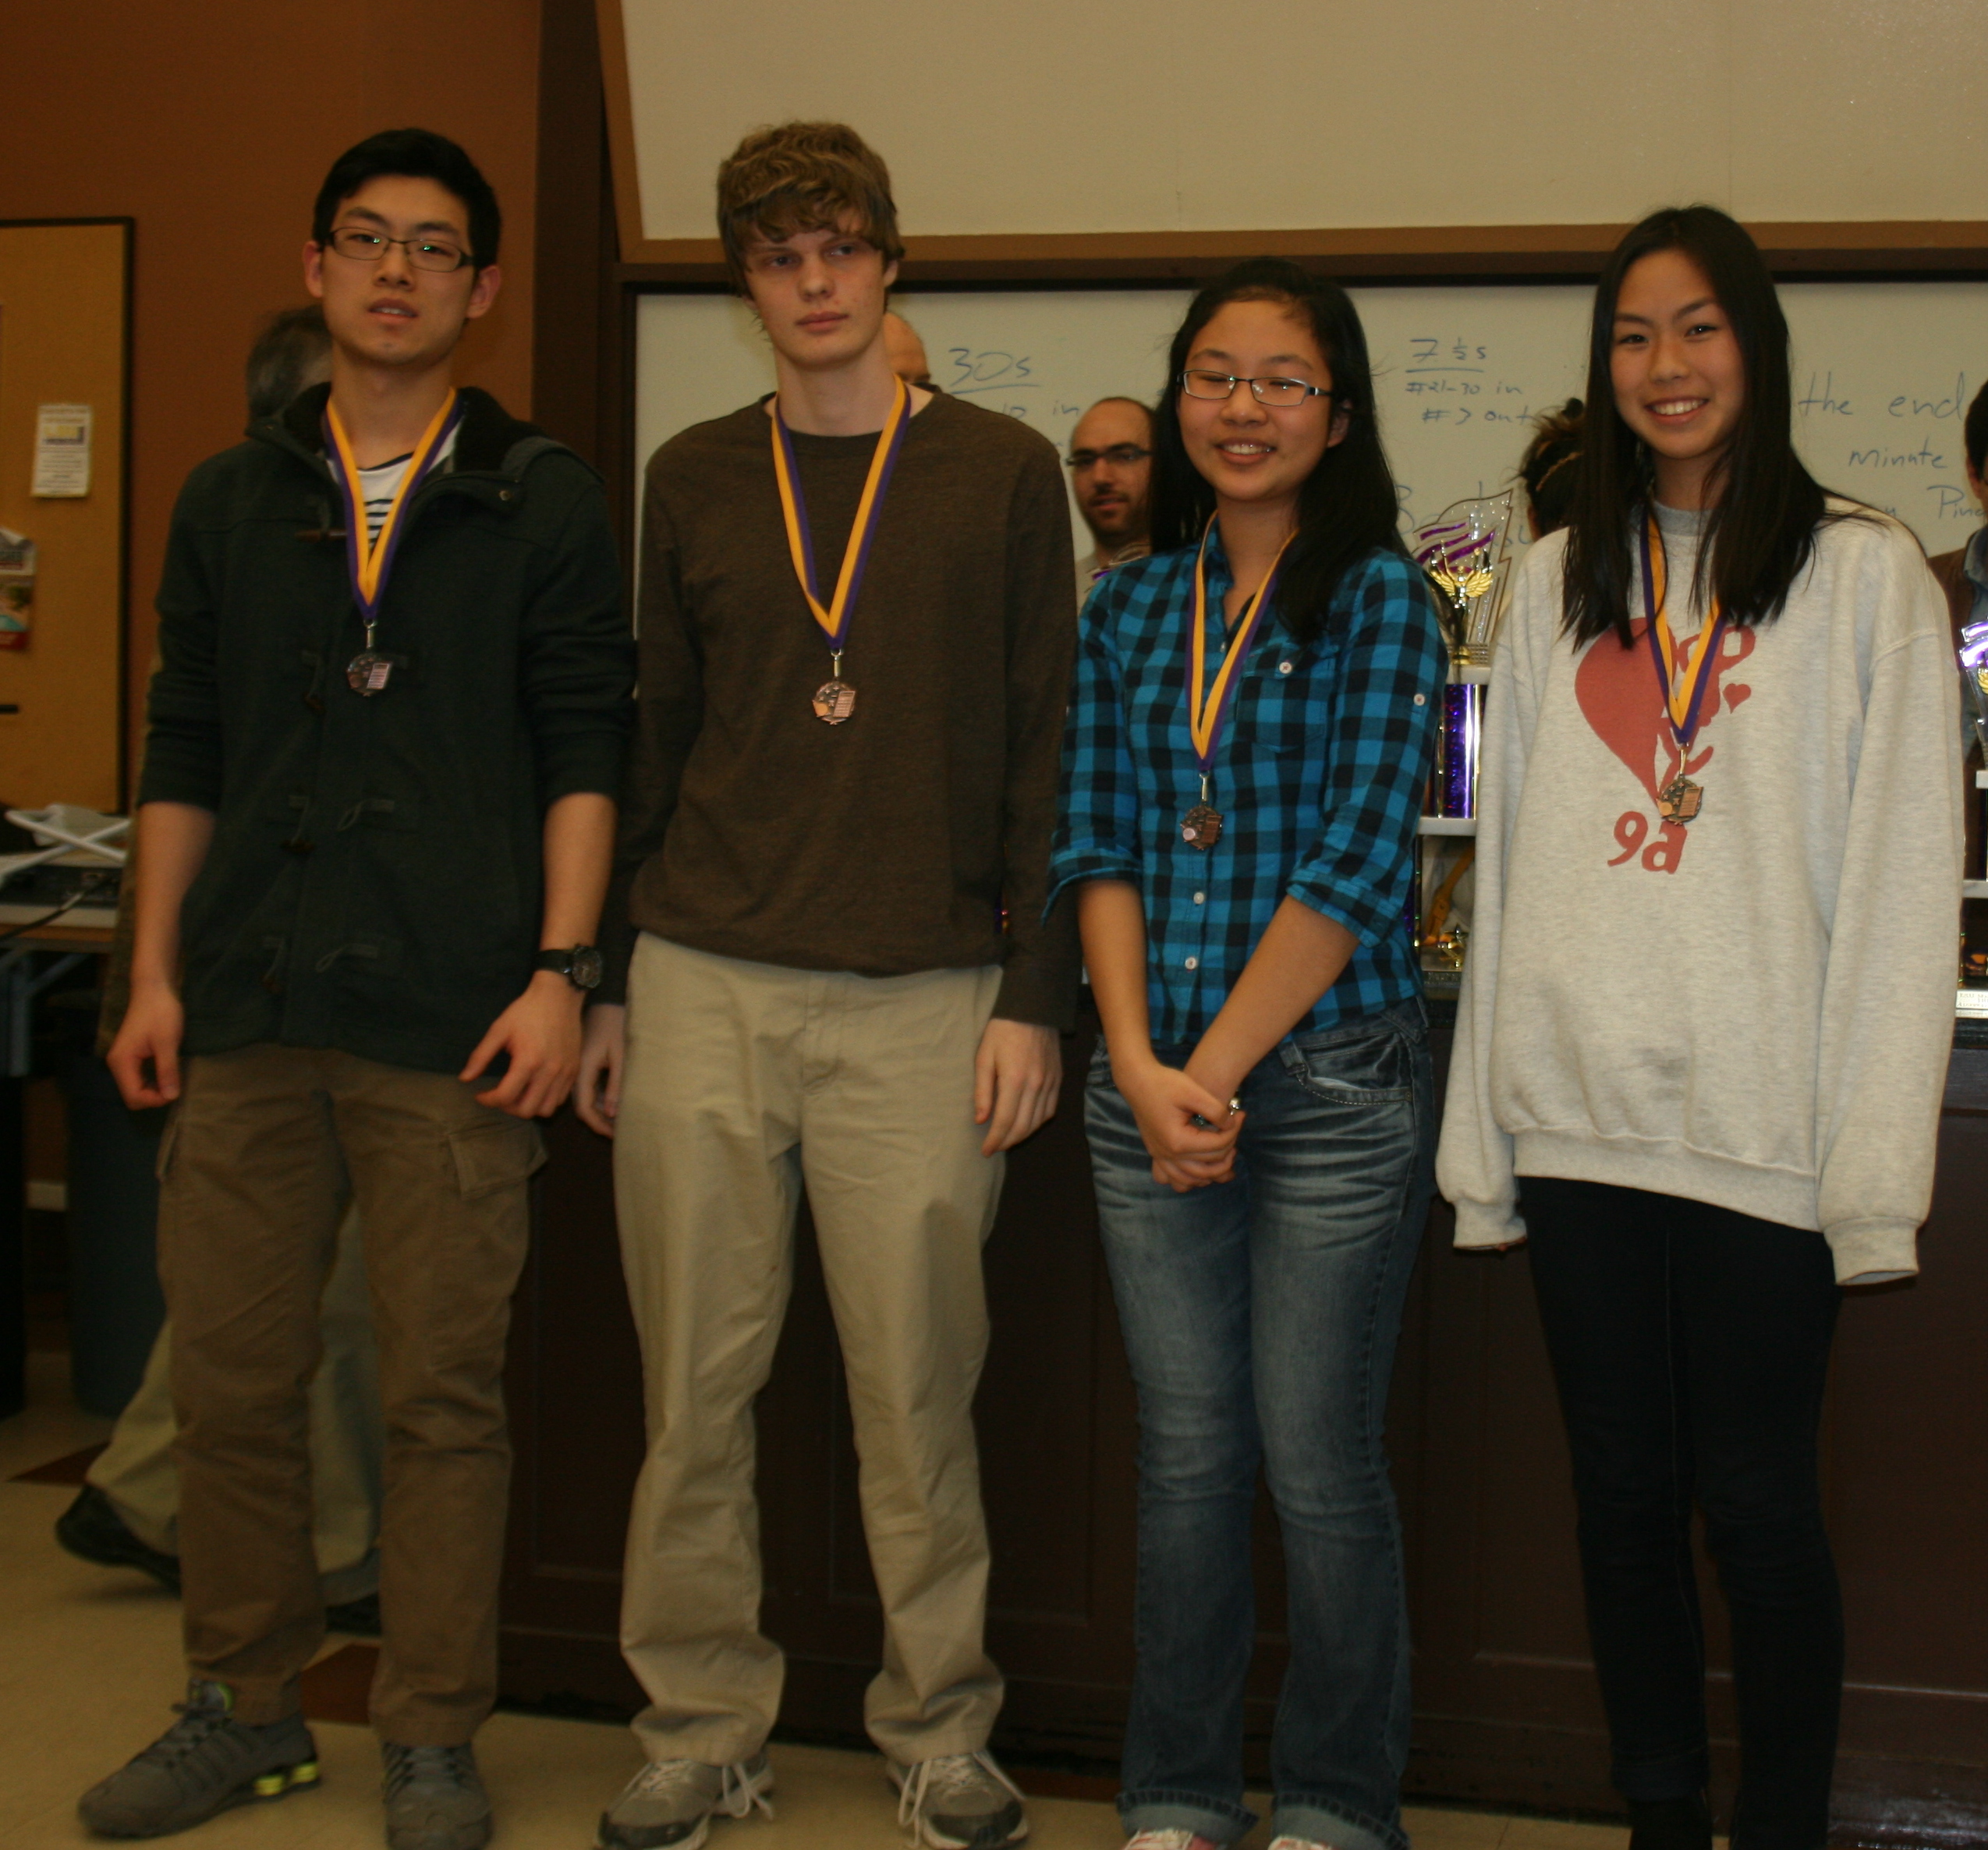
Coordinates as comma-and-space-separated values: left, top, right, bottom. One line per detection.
1149, 259, 1404, 647
1561, 205, 1846, 647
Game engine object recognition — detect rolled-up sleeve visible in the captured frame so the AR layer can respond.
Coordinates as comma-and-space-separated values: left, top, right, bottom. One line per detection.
1047, 582, 1142, 918
1284, 555, 1444, 944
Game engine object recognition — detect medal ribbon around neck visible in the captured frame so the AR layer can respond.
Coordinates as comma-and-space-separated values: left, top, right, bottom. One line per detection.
1187, 518, 1299, 780
324, 389, 466, 640
770, 376, 912, 668
1639, 512, 1727, 754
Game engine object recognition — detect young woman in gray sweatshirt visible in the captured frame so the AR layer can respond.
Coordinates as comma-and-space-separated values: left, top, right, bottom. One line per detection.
1438, 207, 1960, 1850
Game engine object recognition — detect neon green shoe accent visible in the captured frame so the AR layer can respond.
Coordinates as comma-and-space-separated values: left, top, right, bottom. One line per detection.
252, 1760, 321, 1798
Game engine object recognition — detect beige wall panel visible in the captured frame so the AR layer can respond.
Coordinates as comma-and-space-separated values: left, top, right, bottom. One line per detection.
1729, 0, 1988, 222
618, 0, 1986, 242
0, 224, 126, 813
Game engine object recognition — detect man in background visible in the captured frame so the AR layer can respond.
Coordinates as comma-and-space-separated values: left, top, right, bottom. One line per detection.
883, 307, 935, 388
1930, 379, 1988, 726
58, 304, 388, 1637
1066, 395, 1153, 604
1931, 381, 1988, 883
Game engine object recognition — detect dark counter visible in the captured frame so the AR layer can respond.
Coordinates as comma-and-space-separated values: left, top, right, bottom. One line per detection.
499, 1019, 1988, 1841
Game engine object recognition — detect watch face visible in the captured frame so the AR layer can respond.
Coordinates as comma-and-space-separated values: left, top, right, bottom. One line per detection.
571, 944, 604, 991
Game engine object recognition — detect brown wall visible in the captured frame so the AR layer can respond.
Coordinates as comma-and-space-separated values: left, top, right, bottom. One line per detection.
0, 0, 543, 789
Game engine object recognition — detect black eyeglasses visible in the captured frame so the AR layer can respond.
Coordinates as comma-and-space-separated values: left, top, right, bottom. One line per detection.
1180, 370, 1334, 407
1065, 444, 1153, 471
326, 226, 473, 273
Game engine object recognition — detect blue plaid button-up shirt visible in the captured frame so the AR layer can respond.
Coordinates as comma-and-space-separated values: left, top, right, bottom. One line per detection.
1048, 528, 1444, 1047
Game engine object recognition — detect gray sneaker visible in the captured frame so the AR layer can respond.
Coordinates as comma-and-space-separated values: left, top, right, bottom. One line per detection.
597, 1752, 774, 1849
382, 1741, 492, 1850
78, 1678, 320, 1837
889, 1750, 1029, 1848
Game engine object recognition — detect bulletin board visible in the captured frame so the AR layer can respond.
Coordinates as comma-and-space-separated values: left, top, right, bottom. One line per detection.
0, 221, 129, 813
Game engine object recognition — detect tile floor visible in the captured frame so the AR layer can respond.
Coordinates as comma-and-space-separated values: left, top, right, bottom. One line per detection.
1, 1349, 1632, 1850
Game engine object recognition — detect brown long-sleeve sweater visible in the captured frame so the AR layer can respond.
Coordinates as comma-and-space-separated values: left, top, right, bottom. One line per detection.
599, 390, 1081, 1028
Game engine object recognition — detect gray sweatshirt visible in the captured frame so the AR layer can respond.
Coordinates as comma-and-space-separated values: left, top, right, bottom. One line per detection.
1437, 501, 1961, 1282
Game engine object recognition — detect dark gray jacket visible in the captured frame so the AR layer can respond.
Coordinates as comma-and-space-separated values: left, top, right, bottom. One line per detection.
141, 384, 633, 1074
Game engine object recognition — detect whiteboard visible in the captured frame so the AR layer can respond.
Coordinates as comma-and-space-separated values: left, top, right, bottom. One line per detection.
635, 283, 1988, 556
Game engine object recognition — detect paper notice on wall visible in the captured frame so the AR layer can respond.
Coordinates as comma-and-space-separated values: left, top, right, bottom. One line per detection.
0, 528, 34, 650
31, 404, 92, 497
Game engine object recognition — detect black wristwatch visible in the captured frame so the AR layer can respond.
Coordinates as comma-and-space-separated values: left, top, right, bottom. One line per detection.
535, 944, 603, 992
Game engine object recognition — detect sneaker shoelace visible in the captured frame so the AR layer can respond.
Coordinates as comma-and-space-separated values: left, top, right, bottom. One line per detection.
383, 1742, 476, 1801
896, 1750, 1025, 1838
133, 1694, 236, 1770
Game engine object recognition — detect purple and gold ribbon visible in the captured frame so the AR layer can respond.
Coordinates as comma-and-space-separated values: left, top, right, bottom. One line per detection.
1639, 513, 1726, 752
324, 390, 465, 635
771, 377, 911, 661
1187, 519, 1298, 778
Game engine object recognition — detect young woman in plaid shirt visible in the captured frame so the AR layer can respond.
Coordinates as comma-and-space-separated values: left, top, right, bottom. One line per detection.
1049, 260, 1446, 1850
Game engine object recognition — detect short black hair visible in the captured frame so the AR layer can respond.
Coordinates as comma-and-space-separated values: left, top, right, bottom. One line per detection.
1967, 378, 1988, 478
311, 128, 501, 269
245, 305, 331, 420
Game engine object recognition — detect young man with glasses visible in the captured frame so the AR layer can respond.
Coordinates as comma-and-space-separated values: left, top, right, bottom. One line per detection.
576, 119, 1076, 1850
1068, 396, 1155, 604
82, 128, 632, 1850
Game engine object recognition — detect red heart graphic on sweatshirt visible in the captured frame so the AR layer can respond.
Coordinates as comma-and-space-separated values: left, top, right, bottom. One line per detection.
1574, 618, 1754, 803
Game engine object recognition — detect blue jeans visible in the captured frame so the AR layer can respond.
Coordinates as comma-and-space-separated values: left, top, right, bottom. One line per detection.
1085, 1000, 1434, 1850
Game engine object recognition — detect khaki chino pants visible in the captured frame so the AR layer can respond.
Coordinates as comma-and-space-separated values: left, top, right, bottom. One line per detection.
616, 934, 1007, 1766
156, 1043, 542, 1741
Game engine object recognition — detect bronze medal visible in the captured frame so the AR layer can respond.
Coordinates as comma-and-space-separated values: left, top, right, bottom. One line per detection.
1657, 774, 1703, 823
813, 678, 857, 725
346, 650, 393, 696
774, 381, 910, 739
1641, 519, 1724, 828
1181, 803, 1224, 849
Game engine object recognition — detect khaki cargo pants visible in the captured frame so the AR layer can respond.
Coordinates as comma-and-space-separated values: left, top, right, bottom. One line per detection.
90, 1200, 383, 1604
156, 1043, 542, 1742
615, 934, 1007, 1767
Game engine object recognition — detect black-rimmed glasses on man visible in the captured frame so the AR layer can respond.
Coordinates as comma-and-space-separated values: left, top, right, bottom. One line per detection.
1179, 370, 1334, 406
325, 226, 473, 273
1065, 444, 1153, 471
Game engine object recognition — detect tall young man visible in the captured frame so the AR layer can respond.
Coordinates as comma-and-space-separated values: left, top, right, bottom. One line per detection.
84, 129, 632, 1850
577, 121, 1077, 1850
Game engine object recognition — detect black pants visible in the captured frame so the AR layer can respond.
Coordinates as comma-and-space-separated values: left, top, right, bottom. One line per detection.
1520, 1178, 1843, 1850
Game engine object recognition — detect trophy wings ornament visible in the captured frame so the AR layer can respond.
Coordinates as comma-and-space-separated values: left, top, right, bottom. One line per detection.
1412, 491, 1517, 672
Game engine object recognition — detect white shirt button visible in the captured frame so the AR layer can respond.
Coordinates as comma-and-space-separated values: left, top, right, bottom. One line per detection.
1278, 661, 1293, 674
1192, 891, 1206, 905
1184, 955, 1199, 969
1413, 693, 1427, 705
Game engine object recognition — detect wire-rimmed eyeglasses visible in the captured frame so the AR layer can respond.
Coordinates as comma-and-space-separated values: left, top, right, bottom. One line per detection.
325, 226, 473, 273
1180, 370, 1335, 407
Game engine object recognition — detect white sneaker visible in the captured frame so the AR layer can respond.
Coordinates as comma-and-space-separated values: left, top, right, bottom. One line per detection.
888, 1749, 1028, 1848
597, 1753, 774, 1849
1125, 1831, 1224, 1849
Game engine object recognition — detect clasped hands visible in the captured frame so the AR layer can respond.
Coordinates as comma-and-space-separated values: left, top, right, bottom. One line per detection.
1113, 1050, 1245, 1193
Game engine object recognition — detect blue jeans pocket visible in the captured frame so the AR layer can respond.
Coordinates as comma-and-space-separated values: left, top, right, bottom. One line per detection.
1277, 1015, 1416, 1105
